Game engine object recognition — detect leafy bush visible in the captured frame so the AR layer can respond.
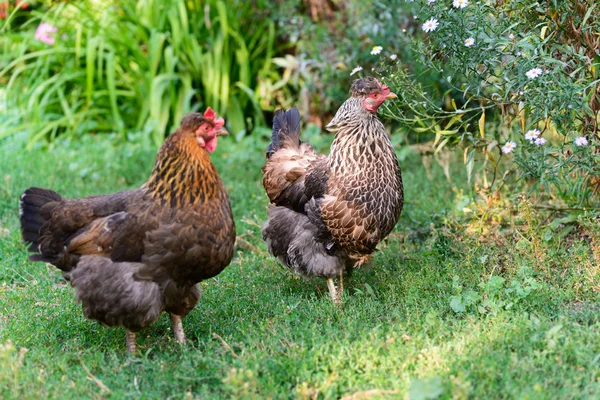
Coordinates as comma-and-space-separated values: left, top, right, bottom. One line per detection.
273, 0, 416, 124
450, 270, 540, 315
1, 0, 281, 145
372, 0, 600, 208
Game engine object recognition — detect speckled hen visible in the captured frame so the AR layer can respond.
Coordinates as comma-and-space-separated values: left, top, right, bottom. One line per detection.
262, 77, 403, 305
19, 108, 235, 353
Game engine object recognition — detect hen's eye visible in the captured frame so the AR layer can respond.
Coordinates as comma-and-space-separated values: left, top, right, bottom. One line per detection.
203, 125, 210, 132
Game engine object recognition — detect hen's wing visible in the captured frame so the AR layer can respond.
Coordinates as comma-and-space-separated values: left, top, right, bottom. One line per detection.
136, 197, 235, 287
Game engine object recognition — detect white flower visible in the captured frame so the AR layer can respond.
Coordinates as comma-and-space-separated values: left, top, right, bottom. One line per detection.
390, 54, 398, 60
422, 18, 439, 33
370, 46, 383, 55
453, 0, 469, 8
501, 141, 517, 154
428, 0, 436, 4
524, 129, 540, 142
464, 37, 475, 47
534, 137, 546, 146
574, 136, 589, 146
526, 67, 543, 79
350, 66, 363, 76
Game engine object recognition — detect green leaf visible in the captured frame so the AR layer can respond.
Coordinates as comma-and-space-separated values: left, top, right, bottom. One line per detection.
409, 377, 444, 400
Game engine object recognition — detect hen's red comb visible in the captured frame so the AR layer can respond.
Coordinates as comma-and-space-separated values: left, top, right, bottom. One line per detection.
374, 78, 390, 92
204, 107, 216, 120
204, 107, 225, 128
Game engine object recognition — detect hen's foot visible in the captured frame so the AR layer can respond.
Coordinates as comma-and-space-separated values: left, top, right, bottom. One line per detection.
125, 330, 137, 354
170, 313, 187, 344
326, 274, 343, 307
353, 254, 374, 268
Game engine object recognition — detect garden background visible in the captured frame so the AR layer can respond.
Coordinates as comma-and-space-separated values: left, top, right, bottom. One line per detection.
1, 0, 599, 398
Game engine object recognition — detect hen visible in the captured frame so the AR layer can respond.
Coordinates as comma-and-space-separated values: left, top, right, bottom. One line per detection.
262, 77, 403, 305
19, 108, 235, 353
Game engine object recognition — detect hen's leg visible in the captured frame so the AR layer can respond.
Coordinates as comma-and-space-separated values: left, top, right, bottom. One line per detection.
338, 273, 344, 302
125, 330, 137, 354
170, 313, 187, 344
326, 278, 342, 307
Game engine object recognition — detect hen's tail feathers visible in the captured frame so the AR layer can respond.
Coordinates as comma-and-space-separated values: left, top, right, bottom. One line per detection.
267, 106, 302, 158
19, 187, 63, 252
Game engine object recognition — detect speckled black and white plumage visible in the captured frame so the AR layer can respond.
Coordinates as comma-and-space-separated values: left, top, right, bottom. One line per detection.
262, 77, 404, 280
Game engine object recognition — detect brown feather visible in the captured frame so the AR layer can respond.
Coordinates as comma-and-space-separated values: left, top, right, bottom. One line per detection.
19, 111, 235, 343
262, 77, 403, 278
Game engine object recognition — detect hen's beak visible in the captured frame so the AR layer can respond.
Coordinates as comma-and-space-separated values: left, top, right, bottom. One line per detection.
386, 92, 398, 99
216, 127, 229, 137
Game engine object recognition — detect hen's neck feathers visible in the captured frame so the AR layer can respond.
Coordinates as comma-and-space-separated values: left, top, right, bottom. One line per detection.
143, 132, 222, 207
327, 97, 395, 174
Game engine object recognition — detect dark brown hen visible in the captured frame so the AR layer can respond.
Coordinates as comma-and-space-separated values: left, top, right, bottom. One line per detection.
262, 77, 403, 305
19, 108, 235, 353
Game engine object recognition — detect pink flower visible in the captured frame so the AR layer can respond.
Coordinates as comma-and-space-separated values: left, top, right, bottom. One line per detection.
35, 23, 58, 45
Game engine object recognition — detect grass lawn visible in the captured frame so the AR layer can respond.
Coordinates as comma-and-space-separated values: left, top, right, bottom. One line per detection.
0, 130, 599, 399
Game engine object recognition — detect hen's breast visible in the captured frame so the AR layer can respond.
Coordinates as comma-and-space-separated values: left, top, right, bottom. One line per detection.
136, 180, 235, 285
323, 125, 403, 255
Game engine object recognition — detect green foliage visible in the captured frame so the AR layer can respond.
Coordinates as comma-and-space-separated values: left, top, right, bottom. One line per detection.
450, 269, 540, 315
273, 0, 414, 121
374, 0, 600, 208
0, 0, 280, 146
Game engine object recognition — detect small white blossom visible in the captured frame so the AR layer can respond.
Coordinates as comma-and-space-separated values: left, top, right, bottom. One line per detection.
509, 33, 515, 40
501, 141, 517, 154
350, 66, 363, 76
526, 67, 543, 79
428, 0, 436, 3
390, 54, 398, 60
453, 0, 469, 8
464, 37, 475, 47
574, 136, 589, 146
524, 129, 540, 142
534, 137, 546, 146
370, 46, 383, 55
422, 18, 439, 33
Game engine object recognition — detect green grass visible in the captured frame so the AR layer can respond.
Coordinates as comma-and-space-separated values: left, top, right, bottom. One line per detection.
0, 130, 599, 399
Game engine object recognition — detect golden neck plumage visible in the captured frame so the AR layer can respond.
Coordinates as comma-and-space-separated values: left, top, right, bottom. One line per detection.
143, 134, 222, 208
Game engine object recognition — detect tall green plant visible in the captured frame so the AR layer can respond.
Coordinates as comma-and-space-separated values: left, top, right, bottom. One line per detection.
1, 0, 279, 146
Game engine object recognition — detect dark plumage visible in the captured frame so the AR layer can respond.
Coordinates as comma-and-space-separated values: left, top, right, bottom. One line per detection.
262, 77, 404, 304
19, 108, 235, 352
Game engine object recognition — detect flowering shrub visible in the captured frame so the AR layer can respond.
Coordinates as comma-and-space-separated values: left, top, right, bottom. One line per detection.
367, 0, 600, 207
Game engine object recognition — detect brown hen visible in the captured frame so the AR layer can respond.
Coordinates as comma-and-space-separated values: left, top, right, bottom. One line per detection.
262, 77, 403, 305
19, 108, 235, 353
